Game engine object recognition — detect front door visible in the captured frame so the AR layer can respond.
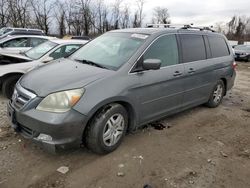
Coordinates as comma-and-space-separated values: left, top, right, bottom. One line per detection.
133, 34, 185, 124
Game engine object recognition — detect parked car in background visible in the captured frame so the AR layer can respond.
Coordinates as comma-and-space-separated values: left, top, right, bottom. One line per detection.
7, 26, 236, 154
63, 35, 91, 41
234, 45, 250, 62
0, 27, 45, 39
0, 39, 87, 98
0, 35, 55, 54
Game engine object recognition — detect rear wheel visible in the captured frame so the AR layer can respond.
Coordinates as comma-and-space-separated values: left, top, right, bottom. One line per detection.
84, 103, 128, 154
205, 80, 225, 108
2, 75, 21, 99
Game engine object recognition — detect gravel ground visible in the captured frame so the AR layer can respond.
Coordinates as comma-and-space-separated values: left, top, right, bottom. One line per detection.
0, 62, 250, 188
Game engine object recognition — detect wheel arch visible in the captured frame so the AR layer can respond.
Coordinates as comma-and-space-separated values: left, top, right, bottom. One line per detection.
82, 98, 138, 139
220, 77, 227, 96
1, 72, 24, 82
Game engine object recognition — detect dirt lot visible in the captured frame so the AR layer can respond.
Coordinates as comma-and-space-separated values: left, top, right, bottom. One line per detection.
0, 62, 250, 188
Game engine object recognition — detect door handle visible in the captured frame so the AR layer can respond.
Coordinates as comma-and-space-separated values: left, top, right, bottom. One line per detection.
173, 71, 182, 76
188, 68, 196, 74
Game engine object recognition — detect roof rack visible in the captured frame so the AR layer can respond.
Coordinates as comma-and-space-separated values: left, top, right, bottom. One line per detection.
146, 23, 215, 32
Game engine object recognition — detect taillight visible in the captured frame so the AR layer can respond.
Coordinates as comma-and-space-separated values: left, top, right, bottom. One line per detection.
232, 62, 237, 69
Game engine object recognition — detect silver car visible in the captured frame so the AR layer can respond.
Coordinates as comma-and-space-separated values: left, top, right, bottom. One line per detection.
0, 39, 88, 98
0, 35, 55, 54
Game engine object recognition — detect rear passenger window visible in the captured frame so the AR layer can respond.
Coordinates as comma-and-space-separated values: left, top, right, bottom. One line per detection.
208, 36, 230, 58
30, 38, 47, 47
143, 35, 179, 67
180, 34, 206, 63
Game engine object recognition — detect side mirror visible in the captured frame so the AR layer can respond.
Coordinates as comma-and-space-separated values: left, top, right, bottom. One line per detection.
43, 56, 54, 63
142, 59, 161, 70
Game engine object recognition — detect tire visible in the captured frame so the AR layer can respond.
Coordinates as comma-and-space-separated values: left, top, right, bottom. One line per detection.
205, 80, 225, 108
2, 75, 21, 99
85, 103, 128, 154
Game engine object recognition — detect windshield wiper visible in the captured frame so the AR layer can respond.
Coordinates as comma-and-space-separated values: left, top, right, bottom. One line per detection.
75, 59, 109, 69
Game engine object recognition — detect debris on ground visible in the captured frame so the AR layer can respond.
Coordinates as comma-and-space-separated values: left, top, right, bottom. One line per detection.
118, 164, 125, 168
238, 149, 250, 158
0, 179, 7, 184
243, 108, 250, 112
57, 166, 69, 174
197, 136, 202, 140
207, 159, 216, 165
189, 171, 197, 176
189, 180, 194, 184
220, 151, 228, 158
216, 141, 225, 147
143, 184, 153, 188
117, 172, 125, 177
133, 155, 144, 164
150, 122, 166, 130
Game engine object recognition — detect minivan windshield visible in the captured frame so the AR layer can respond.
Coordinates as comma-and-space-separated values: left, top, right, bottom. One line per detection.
25, 41, 58, 60
70, 32, 148, 70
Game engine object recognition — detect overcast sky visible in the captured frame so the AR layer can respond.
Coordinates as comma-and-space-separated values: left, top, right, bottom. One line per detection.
107, 0, 250, 26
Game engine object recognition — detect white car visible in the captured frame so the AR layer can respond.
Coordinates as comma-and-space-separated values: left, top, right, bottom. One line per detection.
0, 39, 88, 98
0, 35, 55, 54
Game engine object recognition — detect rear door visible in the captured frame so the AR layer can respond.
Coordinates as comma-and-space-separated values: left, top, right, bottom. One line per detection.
132, 34, 185, 124
179, 34, 215, 107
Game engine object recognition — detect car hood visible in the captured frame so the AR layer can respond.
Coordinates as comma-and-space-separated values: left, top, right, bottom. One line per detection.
234, 50, 250, 54
0, 52, 32, 65
20, 58, 114, 97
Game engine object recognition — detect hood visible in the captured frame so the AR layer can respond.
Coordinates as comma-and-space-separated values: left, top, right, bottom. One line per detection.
20, 58, 114, 97
234, 49, 250, 54
0, 52, 32, 65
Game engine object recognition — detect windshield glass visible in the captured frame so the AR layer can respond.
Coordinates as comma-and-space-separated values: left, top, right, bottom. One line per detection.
25, 41, 58, 60
70, 32, 148, 70
235, 45, 250, 51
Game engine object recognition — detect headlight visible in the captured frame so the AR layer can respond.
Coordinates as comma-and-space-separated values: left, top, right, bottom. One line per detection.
36, 88, 84, 113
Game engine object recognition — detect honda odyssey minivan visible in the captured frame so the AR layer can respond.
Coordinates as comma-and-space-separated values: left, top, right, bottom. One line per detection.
7, 25, 236, 154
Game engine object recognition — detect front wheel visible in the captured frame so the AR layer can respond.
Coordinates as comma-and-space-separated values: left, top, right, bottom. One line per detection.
84, 104, 128, 154
205, 80, 225, 108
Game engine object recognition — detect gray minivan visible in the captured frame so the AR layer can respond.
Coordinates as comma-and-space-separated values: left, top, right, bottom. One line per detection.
7, 26, 236, 154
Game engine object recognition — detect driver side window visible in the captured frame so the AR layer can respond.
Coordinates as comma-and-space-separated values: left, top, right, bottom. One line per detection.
143, 35, 179, 67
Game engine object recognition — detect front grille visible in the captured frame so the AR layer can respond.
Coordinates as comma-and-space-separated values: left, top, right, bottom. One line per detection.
11, 83, 36, 110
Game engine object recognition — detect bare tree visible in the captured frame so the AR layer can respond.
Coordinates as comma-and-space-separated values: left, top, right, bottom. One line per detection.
120, 4, 130, 29
91, 0, 110, 34
31, 0, 53, 34
8, 0, 32, 27
152, 7, 170, 24
75, 0, 92, 35
112, 0, 123, 29
227, 15, 250, 44
132, 12, 139, 28
54, 0, 66, 37
0, 0, 9, 27
215, 22, 225, 34
136, 0, 145, 27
